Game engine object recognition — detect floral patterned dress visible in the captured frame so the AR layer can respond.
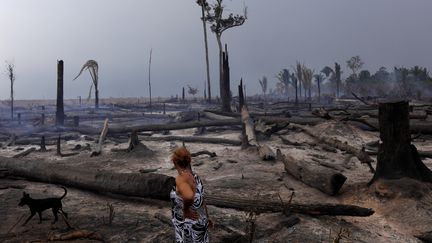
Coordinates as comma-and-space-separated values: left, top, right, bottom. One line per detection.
170, 173, 209, 243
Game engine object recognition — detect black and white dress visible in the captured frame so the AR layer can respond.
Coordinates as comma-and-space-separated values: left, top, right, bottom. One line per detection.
170, 173, 209, 243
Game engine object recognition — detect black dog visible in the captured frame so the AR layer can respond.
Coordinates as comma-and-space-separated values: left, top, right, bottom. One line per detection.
18, 186, 68, 226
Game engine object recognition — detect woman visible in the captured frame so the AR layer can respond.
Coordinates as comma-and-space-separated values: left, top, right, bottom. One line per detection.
170, 146, 213, 243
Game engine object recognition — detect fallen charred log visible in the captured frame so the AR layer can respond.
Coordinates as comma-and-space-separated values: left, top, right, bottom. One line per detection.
205, 194, 373, 216
71, 119, 243, 135
0, 156, 373, 217
140, 136, 242, 146
276, 149, 346, 195
0, 156, 174, 200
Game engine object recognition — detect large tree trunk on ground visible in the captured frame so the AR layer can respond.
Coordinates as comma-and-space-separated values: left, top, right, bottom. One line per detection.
371, 101, 432, 183
0, 156, 174, 200
205, 194, 373, 216
70, 119, 242, 135
276, 149, 347, 195
0, 156, 373, 217
140, 135, 241, 146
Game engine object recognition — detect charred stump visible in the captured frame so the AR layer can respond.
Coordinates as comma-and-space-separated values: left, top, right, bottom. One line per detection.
238, 79, 248, 148
40, 136, 47, 152
127, 131, 140, 151
370, 101, 432, 183
221, 44, 231, 112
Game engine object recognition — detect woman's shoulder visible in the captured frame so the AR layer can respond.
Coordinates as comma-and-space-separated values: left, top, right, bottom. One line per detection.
175, 174, 187, 184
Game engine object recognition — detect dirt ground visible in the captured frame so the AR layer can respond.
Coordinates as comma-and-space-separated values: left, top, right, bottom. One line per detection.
1, 102, 432, 243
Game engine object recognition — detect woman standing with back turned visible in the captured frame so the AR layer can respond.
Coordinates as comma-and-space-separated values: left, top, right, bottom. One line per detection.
170, 146, 213, 242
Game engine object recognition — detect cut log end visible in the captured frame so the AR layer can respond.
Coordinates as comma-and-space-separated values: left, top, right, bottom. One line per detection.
331, 174, 347, 195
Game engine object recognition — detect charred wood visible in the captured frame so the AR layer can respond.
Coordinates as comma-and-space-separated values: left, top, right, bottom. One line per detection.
12, 147, 36, 158
276, 149, 347, 195
140, 136, 241, 146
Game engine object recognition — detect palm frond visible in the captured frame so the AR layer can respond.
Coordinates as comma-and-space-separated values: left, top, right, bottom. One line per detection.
73, 60, 98, 84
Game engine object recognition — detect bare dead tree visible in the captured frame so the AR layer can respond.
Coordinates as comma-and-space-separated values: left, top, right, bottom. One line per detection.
6, 61, 16, 120
335, 62, 342, 98
196, 0, 212, 102
148, 48, 153, 108
204, 0, 247, 111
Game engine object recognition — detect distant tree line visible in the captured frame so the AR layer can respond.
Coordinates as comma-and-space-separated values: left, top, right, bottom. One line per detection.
264, 56, 432, 102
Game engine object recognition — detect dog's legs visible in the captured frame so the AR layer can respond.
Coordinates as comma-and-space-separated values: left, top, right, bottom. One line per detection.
37, 212, 43, 224
60, 208, 68, 218
22, 212, 35, 226
52, 208, 59, 224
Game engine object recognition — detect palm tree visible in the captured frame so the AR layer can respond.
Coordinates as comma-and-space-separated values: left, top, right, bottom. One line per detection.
301, 66, 314, 101
346, 55, 363, 77
73, 60, 99, 109
196, 0, 212, 102
314, 73, 325, 103
276, 69, 291, 99
321, 66, 334, 78
293, 62, 303, 100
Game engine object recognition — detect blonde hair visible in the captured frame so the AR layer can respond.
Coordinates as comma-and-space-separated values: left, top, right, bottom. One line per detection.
171, 147, 191, 168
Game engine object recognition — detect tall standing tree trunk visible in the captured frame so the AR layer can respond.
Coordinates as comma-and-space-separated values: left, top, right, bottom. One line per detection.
218, 38, 231, 112
223, 44, 231, 112
335, 62, 341, 99
295, 79, 298, 104
370, 101, 432, 183
200, 2, 212, 102
148, 49, 153, 109
182, 87, 185, 103
217, 36, 224, 108
317, 79, 321, 103
10, 81, 13, 121
56, 60, 65, 126
95, 84, 99, 109
299, 80, 302, 100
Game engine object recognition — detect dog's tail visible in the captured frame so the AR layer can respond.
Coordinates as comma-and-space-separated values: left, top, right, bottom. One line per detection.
59, 186, 67, 199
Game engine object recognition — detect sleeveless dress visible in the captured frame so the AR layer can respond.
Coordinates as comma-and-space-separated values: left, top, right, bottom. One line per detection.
170, 172, 209, 243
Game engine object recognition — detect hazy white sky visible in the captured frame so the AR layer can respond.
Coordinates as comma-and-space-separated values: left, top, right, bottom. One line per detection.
0, 0, 431, 99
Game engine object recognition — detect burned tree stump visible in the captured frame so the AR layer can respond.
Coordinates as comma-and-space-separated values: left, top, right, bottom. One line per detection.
127, 131, 140, 151
40, 136, 47, 152
371, 101, 432, 183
